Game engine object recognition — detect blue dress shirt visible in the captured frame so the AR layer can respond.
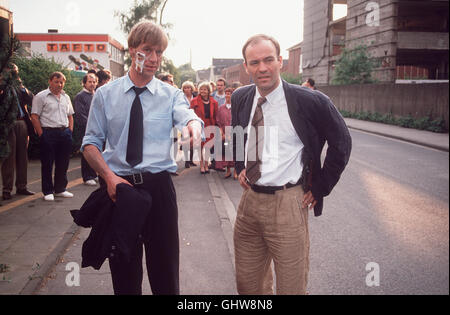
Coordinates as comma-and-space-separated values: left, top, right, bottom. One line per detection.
81, 74, 203, 176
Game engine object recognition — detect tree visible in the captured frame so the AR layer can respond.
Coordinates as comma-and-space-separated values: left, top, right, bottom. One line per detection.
115, 0, 172, 69
115, 0, 171, 34
331, 45, 380, 85
177, 63, 196, 87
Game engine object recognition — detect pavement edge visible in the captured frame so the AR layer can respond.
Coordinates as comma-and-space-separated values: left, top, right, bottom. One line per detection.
19, 223, 81, 295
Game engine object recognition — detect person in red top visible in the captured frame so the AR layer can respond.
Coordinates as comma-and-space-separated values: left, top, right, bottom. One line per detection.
190, 81, 218, 174
215, 88, 236, 179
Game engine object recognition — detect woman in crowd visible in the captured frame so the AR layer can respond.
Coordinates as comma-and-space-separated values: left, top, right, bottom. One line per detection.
182, 81, 195, 103
190, 81, 218, 174
181, 81, 196, 168
215, 88, 237, 179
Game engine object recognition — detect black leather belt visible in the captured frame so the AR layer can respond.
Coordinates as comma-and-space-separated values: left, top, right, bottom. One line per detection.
251, 177, 303, 195
121, 171, 167, 186
42, 127, 67, 131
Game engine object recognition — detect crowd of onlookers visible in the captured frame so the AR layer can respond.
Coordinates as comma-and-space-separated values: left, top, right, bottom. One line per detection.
0, 62, 316, 204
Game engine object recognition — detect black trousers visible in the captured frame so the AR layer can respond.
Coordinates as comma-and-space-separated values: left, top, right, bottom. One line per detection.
39, 128, 72, 195
106, 171, 180, 295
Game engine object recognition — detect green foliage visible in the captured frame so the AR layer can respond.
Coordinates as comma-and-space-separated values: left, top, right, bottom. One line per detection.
177, 63, 196, 87
340, 110, 447, 133
281, 73, 302, 85
0, 36, 21, 160
15, 54, 82, 99
115, 0, 172, 35
158, 57, 180, 85
332, 45, 379, 85
14, 54, 83, 159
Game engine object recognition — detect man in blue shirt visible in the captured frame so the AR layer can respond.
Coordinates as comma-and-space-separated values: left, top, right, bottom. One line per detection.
81, 20, 202, 295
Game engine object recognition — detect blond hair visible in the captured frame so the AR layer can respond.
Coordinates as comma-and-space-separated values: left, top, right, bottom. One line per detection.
198, 81, 212, 94
128, 20, 168, 50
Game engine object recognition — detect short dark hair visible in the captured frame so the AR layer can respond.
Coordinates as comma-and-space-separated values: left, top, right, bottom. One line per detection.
96, 70, 112, 84
49, 72, 66, 81
242, 34, 281, 64
159, 72, 173, 82
307, 78, 315, 87
83, 73, 97, 85
216, 78, 226, 86
87, 69, 97, 74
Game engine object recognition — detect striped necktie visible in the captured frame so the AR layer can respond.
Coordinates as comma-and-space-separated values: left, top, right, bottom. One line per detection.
246, 96, 266, 185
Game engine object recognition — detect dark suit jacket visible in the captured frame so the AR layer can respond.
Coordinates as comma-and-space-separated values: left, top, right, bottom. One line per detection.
231, 80, 352, 217
70, 184, 152, 270
17, 86, 36, 137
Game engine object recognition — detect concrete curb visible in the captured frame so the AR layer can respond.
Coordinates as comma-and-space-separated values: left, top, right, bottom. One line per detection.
348, 126, 449, 152
19, 223, 81, 295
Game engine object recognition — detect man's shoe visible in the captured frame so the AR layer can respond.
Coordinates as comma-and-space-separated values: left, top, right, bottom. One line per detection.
16, 189, 35, 196
55, 191, 74, 198
2, 192, 12, 200
84, 179, 97, 186
185, 162, 191, 168
44, 194, 55, 201
189, 161, 197, 166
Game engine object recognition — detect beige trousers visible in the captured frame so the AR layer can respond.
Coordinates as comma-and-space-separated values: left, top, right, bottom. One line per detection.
234, 185, 310, 295
1, 120, 29, 193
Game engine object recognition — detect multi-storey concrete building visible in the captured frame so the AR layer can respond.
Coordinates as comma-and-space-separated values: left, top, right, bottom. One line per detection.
302, 0, 449, 85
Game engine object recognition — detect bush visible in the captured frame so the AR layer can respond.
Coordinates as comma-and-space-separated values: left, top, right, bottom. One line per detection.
331, 45, 379, 85
281, 73, 302, 85
340, 110, 447, 133
15, 54, 83, 159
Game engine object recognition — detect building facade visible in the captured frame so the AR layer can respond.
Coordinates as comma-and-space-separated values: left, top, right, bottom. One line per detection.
302, 0, 449, 85
16, 31, 125, 79
286, 42, 302, 76
0, 2, 12, 44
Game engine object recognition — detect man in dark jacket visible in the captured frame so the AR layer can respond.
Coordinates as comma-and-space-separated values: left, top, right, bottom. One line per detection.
231, 34, 352, 295
74, 73, 98, 186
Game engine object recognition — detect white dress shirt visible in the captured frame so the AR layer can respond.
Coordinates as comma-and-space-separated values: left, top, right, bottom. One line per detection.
31, 88, 74, 128
245, 80, 304, 186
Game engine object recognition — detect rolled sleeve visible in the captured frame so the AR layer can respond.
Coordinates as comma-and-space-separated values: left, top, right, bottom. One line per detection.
81, 90, 107, 153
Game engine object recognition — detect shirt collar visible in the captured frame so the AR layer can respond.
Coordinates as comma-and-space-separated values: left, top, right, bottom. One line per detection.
255, 78, 283, 105
124, 72, 158, 95
46, 88, 66, 97
83, 88, 94, 94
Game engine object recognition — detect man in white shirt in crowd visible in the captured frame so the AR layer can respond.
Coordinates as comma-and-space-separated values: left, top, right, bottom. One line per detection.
31, 72, 75, 201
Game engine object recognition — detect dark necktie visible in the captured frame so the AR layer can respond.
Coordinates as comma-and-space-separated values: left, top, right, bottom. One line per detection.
246, 96, 266, 185
126, 87, 147, 167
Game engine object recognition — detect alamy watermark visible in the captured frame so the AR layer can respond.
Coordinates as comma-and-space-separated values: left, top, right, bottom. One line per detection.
365, 2, 380, 27
365, 262, 380, 287
65, 262, 80, 287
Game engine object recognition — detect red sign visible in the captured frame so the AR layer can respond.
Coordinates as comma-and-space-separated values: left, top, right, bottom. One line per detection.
46, 42, 108, 53
72, 43, 83, 52
84, 44, 95, 52
60, 43, 70, 52
96, 44, 107, 52
47, 43, 58, 52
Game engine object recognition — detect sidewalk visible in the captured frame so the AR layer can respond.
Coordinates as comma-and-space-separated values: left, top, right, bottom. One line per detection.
344, 118, 449, 152
0, 119, 448, 295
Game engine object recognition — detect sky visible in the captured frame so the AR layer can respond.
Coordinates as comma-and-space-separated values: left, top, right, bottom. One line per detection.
8, 0, 340, 71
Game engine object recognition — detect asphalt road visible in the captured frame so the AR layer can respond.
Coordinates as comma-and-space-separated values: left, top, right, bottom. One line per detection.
34, 128, 449, 295
221, 129, 449, 295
